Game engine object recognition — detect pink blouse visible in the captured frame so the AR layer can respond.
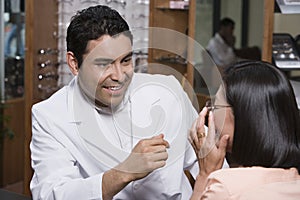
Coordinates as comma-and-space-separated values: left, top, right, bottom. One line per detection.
200, 167, 300, 200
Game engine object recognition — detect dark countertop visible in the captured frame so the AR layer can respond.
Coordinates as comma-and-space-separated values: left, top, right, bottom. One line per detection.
0, 189, 31, 200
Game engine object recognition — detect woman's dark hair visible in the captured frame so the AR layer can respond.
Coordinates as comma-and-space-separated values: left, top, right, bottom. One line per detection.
223, 60, 300, 173
66, 5, 133, 67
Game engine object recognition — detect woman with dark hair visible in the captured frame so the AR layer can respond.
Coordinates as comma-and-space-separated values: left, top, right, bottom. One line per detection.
190, 60, 300, 199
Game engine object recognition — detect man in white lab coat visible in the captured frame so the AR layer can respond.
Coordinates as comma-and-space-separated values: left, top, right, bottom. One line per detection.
30, 5, 199, 200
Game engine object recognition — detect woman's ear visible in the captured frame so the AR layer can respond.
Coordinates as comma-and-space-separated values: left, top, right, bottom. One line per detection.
66, 51, 79, 75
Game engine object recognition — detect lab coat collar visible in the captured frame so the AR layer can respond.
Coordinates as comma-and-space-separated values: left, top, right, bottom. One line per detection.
215, 33, 226, 45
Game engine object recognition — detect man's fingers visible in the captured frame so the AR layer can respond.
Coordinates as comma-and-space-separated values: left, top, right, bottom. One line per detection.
151, 160, 167, 170
143, 144, 168, 154
152, 133, 164, 139
149, 151, 168, 162
143, 134, 170, 148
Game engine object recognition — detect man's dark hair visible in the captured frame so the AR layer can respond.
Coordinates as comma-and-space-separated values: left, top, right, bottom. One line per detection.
219, 17, 235, 29
66, 5, 132, 67
223, 60, 300, 173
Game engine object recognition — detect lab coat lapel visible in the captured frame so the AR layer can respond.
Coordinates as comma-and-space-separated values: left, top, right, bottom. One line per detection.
67, 77, 129, 168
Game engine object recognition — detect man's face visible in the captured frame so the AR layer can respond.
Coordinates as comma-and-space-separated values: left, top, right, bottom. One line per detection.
78, 34, 133, 108
224, 25, 234, 37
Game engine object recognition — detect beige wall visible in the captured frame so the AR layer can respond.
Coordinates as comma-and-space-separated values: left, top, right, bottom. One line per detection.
274, 14, 300, 37
221, 0, 242, 48
248, 0, 264, 48
274, 13, 300, 76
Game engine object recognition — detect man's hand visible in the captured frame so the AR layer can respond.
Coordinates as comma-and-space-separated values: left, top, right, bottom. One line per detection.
102, 134, 169, 200
116, 133, 169, 181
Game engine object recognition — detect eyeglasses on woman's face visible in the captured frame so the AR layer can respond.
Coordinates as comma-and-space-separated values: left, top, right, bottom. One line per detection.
205, 99, 232, 112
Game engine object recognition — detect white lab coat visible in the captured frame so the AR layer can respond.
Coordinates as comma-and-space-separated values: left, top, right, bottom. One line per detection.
30, 73, 199, 200
206, 33, 237, 67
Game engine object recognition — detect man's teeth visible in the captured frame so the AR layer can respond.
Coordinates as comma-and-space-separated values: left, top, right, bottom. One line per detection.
107, 85, 122, 90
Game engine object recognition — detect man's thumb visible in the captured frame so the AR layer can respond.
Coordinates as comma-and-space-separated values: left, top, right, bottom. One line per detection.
153, 133, 164, 139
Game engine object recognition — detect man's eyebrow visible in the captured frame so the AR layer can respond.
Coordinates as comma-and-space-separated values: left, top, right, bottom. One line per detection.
92, 52, 132, 64
93, 58, 114, 63
121, 52, 133, 62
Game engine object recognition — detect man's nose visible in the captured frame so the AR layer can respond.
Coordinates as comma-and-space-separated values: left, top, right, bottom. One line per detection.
110, 62, 123, 81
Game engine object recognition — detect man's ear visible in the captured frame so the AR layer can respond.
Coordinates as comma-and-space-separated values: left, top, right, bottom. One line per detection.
66, 51, 79, 75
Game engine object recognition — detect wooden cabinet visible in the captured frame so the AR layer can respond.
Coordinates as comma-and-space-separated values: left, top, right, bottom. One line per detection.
0, 98, 25, 187
24, 0, 58, 195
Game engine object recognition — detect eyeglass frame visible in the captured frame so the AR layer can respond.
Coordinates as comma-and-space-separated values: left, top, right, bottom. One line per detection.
205, 99, 232, 112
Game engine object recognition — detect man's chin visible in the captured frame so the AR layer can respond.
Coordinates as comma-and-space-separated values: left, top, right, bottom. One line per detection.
95, 97, 123, 109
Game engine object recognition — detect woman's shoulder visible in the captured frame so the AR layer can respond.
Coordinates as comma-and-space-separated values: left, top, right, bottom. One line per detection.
210, 167, 299, 181
207, 167, 300, 198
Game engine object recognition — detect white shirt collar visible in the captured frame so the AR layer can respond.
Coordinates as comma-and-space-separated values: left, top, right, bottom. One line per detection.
215, 33, 226, 45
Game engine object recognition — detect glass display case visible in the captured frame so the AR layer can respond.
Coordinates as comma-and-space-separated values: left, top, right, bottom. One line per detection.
0, 0, 25, 101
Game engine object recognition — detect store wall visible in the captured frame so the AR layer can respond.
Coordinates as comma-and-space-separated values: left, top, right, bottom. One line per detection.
194, 1, 213, 48
248, 0, 264, 49
274, 14, 300, 37
221, 0, 242, 48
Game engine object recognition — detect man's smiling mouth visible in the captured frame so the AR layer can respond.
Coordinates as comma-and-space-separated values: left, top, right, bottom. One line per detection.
103, 85, 123, 91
